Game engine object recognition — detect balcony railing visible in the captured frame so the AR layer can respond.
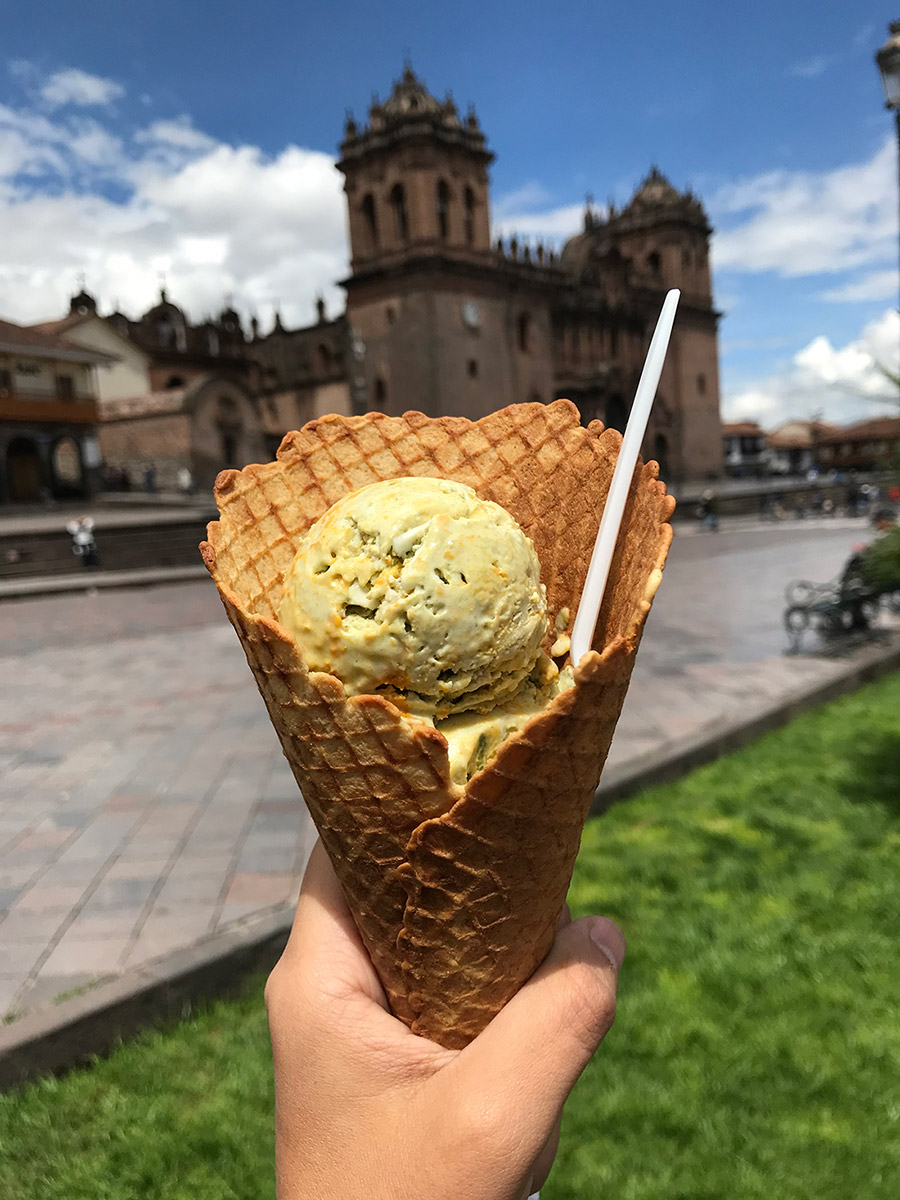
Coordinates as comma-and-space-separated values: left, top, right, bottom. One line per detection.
0, 391, 99, 424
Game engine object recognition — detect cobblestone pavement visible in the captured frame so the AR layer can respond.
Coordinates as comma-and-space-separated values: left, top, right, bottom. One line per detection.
0, 518, 891, 1018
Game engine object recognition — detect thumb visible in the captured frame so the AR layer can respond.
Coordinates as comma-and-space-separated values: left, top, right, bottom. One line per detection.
455, 916, 625, 1134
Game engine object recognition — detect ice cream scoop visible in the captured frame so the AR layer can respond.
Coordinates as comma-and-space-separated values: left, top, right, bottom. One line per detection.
277, 476, 549, 718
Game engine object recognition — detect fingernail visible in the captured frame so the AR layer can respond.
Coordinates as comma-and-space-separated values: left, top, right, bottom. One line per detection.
589, 917, 626, 971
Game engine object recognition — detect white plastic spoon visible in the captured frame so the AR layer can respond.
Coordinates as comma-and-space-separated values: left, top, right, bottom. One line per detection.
569, 288, 680, 667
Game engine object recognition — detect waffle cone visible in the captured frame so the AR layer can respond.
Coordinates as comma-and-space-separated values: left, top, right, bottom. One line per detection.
200, 399, 673, 1047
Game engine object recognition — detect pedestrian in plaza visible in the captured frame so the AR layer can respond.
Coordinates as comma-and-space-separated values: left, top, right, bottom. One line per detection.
697, 488, 719, 532
267, 840, 623, 1200
144, 463, 157, 494
846, 480, 859, 517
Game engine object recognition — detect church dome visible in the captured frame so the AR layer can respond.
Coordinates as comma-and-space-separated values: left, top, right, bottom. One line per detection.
69, 287, 97, 316
342, 64, 487, 156
379, 65, 442, 120
143, 287, 185, 323
560, 204, 607, 274
626, 166, 681, 210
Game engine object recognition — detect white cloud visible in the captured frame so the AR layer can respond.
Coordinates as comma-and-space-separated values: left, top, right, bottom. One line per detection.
787, 54, 834, 79
820, 269, 897, 303
711, 137, 895, 278
68, 120, 124, 169
492, 202, 583, 242
135, 117, 217, 153
725, 309, 900, 427
491, 180, 585, 244
0, 71, 349, 330
41, 68, 125, 109
492, 181, 555, 219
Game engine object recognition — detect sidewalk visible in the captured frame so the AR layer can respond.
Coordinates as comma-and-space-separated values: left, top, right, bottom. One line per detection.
2, 609, 897, 1026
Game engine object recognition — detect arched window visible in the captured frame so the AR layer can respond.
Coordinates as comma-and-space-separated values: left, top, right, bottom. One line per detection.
374, 376, 387, 409
317, 343, 332, 374
605, 395, 628, 433
361, 193, 379, 251
221, 431, 237, 467
517, 312, 531, 353
52, 436, 82, 496
390, 184, 409, 241
157, 317, 175, 348
463, 186, 476, 245
436, 180, 450, 240
467, 359, 479, 378
697, 373, 707, 395
647, 251, 661, 275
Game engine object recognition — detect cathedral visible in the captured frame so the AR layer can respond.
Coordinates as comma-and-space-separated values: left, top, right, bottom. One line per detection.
256, 64, 723, 484
14, 65, 723, 498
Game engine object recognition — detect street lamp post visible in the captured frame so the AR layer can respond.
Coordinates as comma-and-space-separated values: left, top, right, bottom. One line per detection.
876, 22, 900, 394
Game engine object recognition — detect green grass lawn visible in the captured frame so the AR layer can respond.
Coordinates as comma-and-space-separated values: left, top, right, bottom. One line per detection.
1, 672, 899, 1199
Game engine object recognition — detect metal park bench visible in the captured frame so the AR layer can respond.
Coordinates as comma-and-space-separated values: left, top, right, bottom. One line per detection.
784, 552, 900, 652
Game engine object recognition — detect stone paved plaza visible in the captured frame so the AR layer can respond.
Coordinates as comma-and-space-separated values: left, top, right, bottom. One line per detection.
0, 517, 892, 1019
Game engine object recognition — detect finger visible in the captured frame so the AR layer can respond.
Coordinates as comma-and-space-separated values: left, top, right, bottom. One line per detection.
278, 838, 386, 1003
283, 839, 357, 951
453, 915, 625, 1139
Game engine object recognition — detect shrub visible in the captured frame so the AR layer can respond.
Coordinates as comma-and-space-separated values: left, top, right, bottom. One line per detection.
860, 526, 900, 591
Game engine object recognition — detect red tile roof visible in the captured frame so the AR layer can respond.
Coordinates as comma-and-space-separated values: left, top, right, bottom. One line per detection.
29, 313, 91, 336
817, 416, 900, 443
722, 421, 764, 436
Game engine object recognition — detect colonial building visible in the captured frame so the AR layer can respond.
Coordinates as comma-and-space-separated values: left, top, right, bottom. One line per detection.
25, 288, 265, 495
333, 65, 723, 483
0, 318, 109, 503
766, 419, 837, 476
815, 417, 900, 474
247, 299, 352, 450
722, 421, 768, 478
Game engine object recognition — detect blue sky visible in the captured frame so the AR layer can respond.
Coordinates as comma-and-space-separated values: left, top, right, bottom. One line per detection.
1, 0, 897, 426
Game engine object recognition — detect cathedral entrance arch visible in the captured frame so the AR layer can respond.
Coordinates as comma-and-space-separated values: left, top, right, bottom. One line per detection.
6, 437, 44, 503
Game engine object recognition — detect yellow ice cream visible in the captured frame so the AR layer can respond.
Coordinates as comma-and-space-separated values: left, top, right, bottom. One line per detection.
436, 665, 574, 785
278, 477, 550, 719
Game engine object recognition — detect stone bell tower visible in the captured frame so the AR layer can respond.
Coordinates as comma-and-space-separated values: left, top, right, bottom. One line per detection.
339, 64, 493, 273
337, 65, 557, 420
607, 167, 723, 481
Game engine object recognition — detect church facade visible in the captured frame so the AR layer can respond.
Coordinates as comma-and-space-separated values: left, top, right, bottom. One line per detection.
332, 66, 723, 483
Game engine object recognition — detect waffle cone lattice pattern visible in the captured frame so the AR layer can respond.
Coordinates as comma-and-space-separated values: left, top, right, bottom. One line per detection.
201, 400, 674, 1047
